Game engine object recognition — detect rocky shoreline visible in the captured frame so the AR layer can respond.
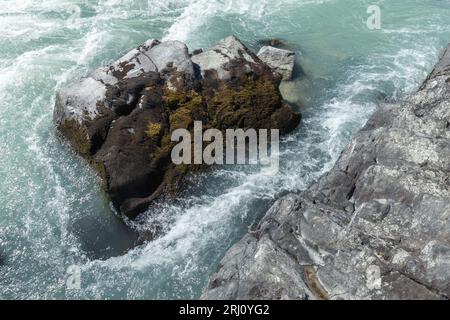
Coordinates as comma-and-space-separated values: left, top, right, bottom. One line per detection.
202, 45, 450, 300
54, 36, 300, 221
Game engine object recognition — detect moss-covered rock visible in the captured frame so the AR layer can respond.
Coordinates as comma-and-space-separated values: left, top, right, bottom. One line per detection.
169, 107, 192, 130
145, 122, 163, 138
206, 76, 286, 129
58, 119, 91, 156
54, 36, 301, 221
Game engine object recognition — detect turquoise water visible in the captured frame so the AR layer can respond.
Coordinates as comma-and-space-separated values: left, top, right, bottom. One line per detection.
0, 0, 449, 299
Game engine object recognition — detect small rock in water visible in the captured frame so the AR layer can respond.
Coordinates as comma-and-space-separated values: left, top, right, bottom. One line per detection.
257, 46, 295, 81
257, 38, 286, 48
191, 48, 203, 56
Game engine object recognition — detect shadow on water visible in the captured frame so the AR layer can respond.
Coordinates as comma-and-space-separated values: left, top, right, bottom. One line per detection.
68, 207, 138, 261
52, 134, 140, 261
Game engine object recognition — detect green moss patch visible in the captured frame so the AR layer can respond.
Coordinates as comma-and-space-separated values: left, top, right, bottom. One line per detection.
58, 119, 92, 156
164, 89, 203, 112
145, 122, 163, 138
208, 76, 282, 129
169, 107, 192, 130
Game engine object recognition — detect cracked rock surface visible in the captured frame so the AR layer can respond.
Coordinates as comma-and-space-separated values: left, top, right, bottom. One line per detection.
202, 45, 450, 300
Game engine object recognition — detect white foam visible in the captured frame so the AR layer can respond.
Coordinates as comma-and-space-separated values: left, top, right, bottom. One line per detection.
163, 0, 330, 43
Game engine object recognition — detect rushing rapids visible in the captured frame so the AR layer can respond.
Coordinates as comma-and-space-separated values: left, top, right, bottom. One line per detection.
0, 0, 450, 299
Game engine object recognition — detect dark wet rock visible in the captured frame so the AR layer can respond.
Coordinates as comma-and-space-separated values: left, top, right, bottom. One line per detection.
54, 36, 301, 220
191, 48, 204, 56
68, 210, 139, 260
257, 38, 286, 48
257, 46, 295, 80
202, 45, 450, 300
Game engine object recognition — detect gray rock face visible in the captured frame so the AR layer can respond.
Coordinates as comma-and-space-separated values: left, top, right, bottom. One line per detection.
202, 45, 450, 300
191, 35, 259, 80
257, 46, 295, 80
54, 39, 186, 127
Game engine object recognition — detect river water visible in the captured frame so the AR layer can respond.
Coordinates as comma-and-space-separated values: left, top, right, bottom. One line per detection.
0, 0, 449, 299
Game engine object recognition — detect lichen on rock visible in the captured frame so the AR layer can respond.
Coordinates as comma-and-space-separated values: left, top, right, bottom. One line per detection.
145, 122, 162, 138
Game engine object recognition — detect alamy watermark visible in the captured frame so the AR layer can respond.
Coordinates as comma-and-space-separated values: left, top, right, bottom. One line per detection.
66, 265, 81, 291
171, 121, 280, 174
366, 265, 382, 290
366, 5, 381, 30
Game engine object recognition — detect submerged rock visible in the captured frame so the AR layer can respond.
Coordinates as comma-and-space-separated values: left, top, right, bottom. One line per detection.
202, 45, 450, 300
257, 38, 287, 48
54, 36, 301, 220
257, 46, 295, 80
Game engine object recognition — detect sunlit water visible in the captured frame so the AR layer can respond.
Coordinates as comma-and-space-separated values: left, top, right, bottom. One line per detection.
0, 0, 449, 299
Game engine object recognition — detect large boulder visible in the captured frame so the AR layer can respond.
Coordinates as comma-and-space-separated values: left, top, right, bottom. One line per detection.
202, 45, 450, 300
54, 36, 301, 220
